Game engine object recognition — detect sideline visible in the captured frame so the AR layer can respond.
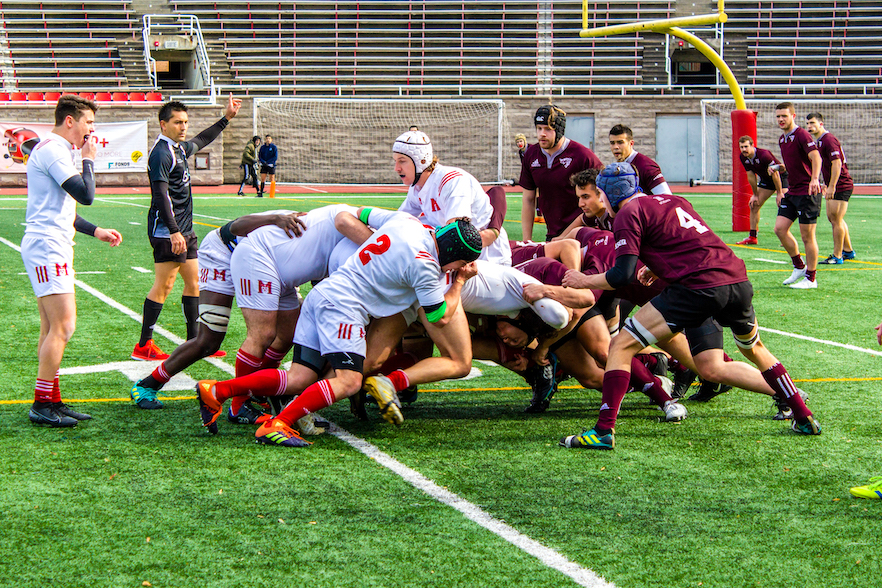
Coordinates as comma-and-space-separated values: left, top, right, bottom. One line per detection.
0, 233, 615, 588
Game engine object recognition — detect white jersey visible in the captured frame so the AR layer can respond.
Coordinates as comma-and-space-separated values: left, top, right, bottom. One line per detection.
460, 260, 569, 329
399, 163, 511, 265
24, 132, 81, 245
312, 213, 446, 322
242, 204, 357, 290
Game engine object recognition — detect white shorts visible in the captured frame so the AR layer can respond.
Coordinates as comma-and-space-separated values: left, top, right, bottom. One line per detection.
198, 230, 235, 297
21, 234, 75, 297
294, 291, 367, 358
231, 238, 301, 311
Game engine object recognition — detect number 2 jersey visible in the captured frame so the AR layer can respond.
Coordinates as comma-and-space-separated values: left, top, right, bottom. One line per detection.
310, 212, 447, 323
611, 194, 747, 289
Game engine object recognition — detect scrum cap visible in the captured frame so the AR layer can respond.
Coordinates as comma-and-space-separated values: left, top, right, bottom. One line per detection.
534, 105, 566, 144
393, 130, 433, 184
435, 219, 482, 267
596, 161, 640, 212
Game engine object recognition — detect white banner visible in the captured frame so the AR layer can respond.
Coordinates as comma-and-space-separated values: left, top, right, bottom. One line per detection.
0, 120, 148, 173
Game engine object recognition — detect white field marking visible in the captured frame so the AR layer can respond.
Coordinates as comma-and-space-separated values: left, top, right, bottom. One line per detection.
0, 233, 613, 587
131, 267, 151, 273
93, 197, 231, 222
443, 366, 483, 381
70, 278, 236, 375
129, 221, 141, 225
298, 185, 328, 193
60, 360, 198, 391
755, 258, 788, 264
475, 359, 500, 367
758, 326, 882, 357
331, 424, 617, 588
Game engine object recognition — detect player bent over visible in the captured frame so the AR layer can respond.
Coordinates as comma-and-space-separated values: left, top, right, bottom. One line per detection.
22, 95, 123, 426
129, 211, 306, 410
558, 162, 821, 450
197, 215, 483, 446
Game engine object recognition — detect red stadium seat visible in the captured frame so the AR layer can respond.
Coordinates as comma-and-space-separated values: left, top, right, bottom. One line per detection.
26, 92, 44, 101
128, 92, 146, 101
79, 92, 95, 100
145, 92, 163, 101
44, 92, 62, 101
111, 92, 129, 102
0, 92, 9, 101
95, 92, 113, 101
10, 92, 27, 101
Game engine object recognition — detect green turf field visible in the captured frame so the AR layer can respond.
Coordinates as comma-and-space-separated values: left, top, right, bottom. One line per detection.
1, 190, 880, 588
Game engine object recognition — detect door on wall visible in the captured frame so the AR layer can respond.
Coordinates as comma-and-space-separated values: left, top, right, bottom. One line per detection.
655, 115, 718, 183
567, 116, 595, 151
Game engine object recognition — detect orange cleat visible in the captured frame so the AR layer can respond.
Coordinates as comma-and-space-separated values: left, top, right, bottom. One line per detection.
735, 236, 758, 245
255, 419, 312, 447
131, 339, 170, 361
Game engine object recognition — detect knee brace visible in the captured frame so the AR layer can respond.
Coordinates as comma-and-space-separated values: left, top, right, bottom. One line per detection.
733, 322, 760, 349
197, 304, 231, 333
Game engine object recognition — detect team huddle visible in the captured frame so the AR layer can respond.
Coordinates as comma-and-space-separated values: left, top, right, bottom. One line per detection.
22, 97, 825, 450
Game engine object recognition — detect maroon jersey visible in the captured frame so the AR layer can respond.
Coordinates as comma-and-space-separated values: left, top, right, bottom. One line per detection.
626, 152, 668, 194
778, 126, 819, 196
518, 139, 604, 238
612, 194, 747, 289
485, 185, 507, 231
510, 239, 546, 267
739, 147, 780, 187
576, 227, 664, 306
579, 210, 615, 232
520, 256, 604, 307
816, 132, 854, 193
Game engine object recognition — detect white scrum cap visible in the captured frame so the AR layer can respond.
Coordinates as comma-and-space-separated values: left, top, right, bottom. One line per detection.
393, 130, 434, 174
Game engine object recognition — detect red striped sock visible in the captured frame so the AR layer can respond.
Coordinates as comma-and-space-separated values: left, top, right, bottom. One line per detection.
387, 369, 410, 392
260, 347, 286, 369
595, 369, 631, 432
151, 363, 172, 386
235, 349, 263, 378
51, 371, 61, 403
276, 379, 336, 426
35, 378, 54, 403
762, 362, 811, 421
215, 369, 287, 403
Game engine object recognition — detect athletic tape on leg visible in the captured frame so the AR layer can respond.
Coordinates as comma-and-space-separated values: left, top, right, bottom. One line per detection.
623, 316, 658, 348
197, 304, 231, 333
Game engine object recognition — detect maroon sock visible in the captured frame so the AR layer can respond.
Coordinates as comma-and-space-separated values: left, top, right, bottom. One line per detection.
276, 379, 336, 426
595, 369, 631, 432
762, 362, 811, 421
636, 353, 658, 372
630, 358, 672, 407
806, 269, 817, 282
386, 369, 410, 392
791, 255, 805, 270
215, 369, 287, 402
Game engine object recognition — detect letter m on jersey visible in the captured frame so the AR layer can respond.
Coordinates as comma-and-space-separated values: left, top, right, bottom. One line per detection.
258, 280, 273, 294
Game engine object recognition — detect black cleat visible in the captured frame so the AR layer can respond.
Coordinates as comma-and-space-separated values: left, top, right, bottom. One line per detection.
772, 389, 808, 420
349, 389, 369, 421
523, 355, 558, 413
28, 402, 78, 427
687, 379, 732, 402
671, 368, 697, 399
398, 385, 419, 405
648, 352, 669, 378
227, 401, 271, 425
54, 402, 92, 421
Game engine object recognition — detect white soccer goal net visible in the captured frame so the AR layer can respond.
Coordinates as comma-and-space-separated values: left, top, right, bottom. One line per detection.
254, 98, 513, 184
700, 99, 882, 184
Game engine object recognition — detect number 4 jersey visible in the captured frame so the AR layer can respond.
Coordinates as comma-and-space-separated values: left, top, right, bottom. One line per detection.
611, 194, 747, 289
310, 212, 447, 323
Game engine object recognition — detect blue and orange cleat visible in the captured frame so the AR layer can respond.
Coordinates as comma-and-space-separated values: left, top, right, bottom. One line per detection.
196, 380, 221, 434
255, 419, 312, 447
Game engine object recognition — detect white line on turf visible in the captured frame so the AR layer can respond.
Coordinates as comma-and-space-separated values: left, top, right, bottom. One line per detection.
758, 326, 882, 357
0, 232, 614, 587
131, 267, 151, 273
754, 258, 788, 264
331, 425, 617, 588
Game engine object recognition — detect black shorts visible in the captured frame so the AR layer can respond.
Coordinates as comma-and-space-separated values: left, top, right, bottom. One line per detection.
260, 163, 275, 175
649, 281, 757, 340
150, 233, 198, 264
684, 318, 725, 356
832, 189, 853, 202
757, 170, 789, 191
777, 192, 820, 224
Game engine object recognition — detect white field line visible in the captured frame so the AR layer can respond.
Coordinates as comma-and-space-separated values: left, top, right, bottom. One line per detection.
0, 233, 614, 588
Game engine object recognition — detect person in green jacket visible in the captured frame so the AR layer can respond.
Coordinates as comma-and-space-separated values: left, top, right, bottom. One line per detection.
238, 135, 261, 196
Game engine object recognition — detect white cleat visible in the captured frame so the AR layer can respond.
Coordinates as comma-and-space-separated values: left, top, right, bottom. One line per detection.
789, 277, 817, 289
783, 267, 807, 285
661, 399, 688, 422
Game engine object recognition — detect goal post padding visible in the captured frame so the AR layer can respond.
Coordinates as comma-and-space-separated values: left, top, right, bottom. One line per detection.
254, 99, 513, 185
731, 109, 756, 232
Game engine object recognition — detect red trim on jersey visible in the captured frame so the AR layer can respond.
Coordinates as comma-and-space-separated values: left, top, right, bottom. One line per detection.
439, 171, 461, 192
